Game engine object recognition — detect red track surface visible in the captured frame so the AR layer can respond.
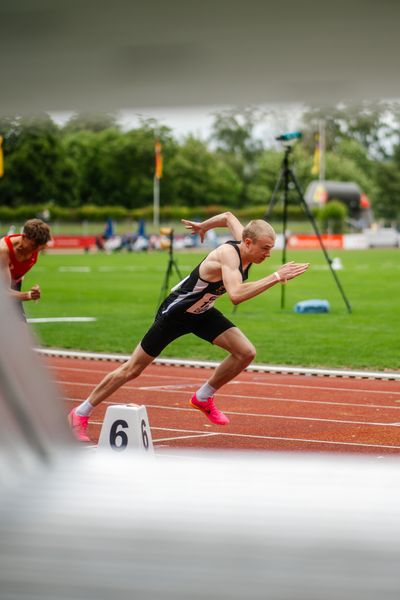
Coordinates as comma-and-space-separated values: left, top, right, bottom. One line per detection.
45, 355, 400, 455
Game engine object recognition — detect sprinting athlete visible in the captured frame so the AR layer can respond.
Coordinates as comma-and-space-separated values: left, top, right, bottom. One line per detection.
0, 218, 51, 319
68, 212, 309, 442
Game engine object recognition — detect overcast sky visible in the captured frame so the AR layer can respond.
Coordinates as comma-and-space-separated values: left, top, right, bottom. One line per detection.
50, 103, 305, 145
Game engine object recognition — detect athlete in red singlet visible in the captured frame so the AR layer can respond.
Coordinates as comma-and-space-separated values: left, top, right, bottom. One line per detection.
0, 218, 52, 318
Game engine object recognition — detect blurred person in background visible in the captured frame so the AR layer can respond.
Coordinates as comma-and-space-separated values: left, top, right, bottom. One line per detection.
0, 218, 52, 320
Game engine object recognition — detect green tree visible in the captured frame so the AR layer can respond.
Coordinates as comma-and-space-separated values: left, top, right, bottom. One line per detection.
318, 200, 348, 234
0, 114, 77, 208
62, 120, 177, 209
169, 137, 241, 207
62, 112, 118, 133
210, 107, 267, 204
374, 158, 400, 223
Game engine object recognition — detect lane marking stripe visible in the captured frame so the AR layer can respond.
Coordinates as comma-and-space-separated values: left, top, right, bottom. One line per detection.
48, 366, 400, 395
66, 397, 400, 428
153, 433, 219, 443
59, 382, 400, 411
29, 317, 97, 323
88, 420, 400, 450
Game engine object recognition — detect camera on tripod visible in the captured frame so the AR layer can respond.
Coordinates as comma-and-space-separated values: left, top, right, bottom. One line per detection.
275, 131, 303, 146
266, 130, 351, 313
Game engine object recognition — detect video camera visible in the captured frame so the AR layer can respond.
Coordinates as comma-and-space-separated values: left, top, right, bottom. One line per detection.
275, 131, 302, 146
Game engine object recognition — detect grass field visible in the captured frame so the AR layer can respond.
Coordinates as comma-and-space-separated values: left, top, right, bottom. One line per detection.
23, 248, 400, 371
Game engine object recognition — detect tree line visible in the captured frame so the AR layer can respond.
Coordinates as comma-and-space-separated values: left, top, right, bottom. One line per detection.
0, 102, 399, 224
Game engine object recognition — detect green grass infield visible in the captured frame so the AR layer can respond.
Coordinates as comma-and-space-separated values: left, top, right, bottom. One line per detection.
24, 247, 399, 371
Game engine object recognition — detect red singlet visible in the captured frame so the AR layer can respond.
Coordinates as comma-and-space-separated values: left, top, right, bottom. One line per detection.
5, 235, 39, 283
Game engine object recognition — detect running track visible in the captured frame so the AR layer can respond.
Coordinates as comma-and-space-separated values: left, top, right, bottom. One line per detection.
43, 355, 400, 455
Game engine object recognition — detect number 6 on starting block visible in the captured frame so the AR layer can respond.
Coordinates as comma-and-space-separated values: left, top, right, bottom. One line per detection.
98, 404, 154, 453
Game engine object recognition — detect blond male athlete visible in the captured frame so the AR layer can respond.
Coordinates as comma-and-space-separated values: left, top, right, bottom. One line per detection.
0, 218, 51, 319
68, 212, 309, 442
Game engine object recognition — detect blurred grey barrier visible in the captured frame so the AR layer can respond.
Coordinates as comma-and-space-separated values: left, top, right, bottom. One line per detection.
2, 451, 400, 600
1, 278, 400, 600
0, 278, 73, 481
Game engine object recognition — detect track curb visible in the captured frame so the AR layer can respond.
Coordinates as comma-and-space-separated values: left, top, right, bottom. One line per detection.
36, 347, 400, 381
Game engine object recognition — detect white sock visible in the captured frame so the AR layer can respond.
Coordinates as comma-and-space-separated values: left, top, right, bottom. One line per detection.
75, 399, 94, 417
196, 382, 216, 402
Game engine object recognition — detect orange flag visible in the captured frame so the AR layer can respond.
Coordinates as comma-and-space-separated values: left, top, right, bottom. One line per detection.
155, 140, 163, 179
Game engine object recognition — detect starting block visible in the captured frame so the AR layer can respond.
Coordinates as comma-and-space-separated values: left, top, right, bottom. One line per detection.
98, 404, 154, 454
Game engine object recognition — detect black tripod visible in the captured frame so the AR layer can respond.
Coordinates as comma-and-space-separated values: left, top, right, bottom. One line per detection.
157, 229, 182, 307
266, 141, 352, 314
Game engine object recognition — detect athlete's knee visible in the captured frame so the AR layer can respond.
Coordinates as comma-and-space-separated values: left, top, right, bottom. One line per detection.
244, 343, 256, 363
236, 343, 256, 365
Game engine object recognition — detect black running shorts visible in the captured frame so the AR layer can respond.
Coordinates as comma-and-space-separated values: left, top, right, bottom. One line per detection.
140, 307, 235, 357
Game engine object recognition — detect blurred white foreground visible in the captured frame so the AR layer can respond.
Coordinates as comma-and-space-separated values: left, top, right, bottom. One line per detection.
1, 279, 400, 600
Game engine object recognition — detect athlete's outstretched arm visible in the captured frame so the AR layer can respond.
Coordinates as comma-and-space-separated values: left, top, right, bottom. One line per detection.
182, 211, 243, 243
219, 246, 309, 305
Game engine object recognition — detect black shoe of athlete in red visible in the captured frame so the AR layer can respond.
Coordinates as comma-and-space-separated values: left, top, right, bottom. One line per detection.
190, 393, 230, 425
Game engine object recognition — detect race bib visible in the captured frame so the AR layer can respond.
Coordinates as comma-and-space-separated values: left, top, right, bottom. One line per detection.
186, 293, 218, 314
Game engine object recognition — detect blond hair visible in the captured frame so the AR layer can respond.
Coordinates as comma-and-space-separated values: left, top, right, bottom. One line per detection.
242, 219, 275, 242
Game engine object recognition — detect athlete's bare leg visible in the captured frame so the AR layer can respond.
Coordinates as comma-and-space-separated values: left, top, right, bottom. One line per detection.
208, 327, 256, 390
87, 343, 155, 407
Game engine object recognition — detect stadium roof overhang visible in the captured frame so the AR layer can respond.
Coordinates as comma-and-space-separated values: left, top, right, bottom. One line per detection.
1, 0, 399, 114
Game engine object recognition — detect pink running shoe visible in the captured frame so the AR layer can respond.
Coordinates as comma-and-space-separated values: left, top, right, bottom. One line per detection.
68, 408, 91, 442
190, 393, 230, 425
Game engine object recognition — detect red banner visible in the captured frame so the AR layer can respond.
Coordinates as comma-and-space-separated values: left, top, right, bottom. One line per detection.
288, 234, 343, 249
48, 235, 96, 249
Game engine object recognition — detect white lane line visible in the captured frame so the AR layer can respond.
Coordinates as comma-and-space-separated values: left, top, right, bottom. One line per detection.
88, 419, 400, 450
48, 365, 400, 396
153, 427, 400, 450
49, 365, 206, 381
146, 381, 400, 397
97, 266, 148, 272
213, 432, 400, 450
153, 433, 219, 443
146, 403, 400, 428
136, 386, 400, 411
231, 380, 400, 396
83, 418, 400, 450
138, 384, 198, 390
60, 383, 400, 412
64, 397, 400, 428
29, 317, 97, 323
58, 266, 91, 272
221, 392, 400, 411
90, 421, 220, 443
222, 410, 399, 428
90, 421, 214, 437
